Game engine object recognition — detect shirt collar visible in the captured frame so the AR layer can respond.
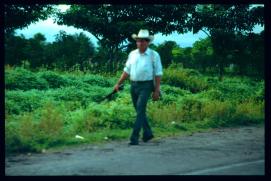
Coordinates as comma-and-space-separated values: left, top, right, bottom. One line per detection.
137, 47, 150, 55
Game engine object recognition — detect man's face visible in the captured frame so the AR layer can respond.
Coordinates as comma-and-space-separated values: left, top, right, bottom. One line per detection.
136, 39, 149, 52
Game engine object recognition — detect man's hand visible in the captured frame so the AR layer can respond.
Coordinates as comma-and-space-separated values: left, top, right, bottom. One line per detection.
113, 72, 129, 92
152, 90, 160, 101
152, 76, 161, 101
113, 84, 120, 92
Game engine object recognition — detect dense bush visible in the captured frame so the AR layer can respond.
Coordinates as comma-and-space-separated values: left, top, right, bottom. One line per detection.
147, 98, 264, 129
45, 86, 111, 105
162, 67, 208, 93
5, 102, 68, 153
232, 100, 264, 125
5, 67, 49, 90
80, 74, 116, 87
215, 80, 257, 103
202, 100, 236, 127
5, 89, 47, 114
37, 70, 69, 88
5, 67, 264, 153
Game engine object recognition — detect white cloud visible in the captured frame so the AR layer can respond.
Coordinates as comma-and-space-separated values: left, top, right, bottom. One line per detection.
58, 5, 71, 12
15, 18, 99, 46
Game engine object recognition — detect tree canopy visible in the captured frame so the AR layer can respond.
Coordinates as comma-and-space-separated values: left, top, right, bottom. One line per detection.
4, 4, 55, 34
54, 4, 195, 70
53, 4, 263, 73
5, 4, 264, 76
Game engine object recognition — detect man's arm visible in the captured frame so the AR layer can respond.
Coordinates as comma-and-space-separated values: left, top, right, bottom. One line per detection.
152, 76, 161, 101
153, 51, 163, 93
152, 51, 162, 101
154, 76, 161, 92
114, 71, 129, 91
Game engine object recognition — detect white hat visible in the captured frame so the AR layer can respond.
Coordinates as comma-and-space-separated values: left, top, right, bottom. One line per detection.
132, 29, 154, 42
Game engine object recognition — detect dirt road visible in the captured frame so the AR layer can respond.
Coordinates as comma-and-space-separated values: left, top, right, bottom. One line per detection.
5, 125, 265, 175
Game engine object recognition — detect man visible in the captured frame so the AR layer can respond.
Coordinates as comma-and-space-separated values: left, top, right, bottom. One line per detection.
113, 29, 163, 145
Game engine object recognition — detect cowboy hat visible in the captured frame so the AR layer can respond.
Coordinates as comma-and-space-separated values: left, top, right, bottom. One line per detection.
132, 29, 154, 42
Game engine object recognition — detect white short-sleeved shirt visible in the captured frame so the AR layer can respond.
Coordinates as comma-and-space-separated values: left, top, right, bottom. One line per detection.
123, 48, 163, 81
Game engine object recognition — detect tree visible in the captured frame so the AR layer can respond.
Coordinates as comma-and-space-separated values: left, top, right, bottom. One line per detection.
23, 33, 48, 68
247, 31, 264, 78
4, 4, 55, 34
231, 31, 264, 77
156, 41, 178, 68
55, 4, 195, 72
47, 31, 95, 69
191, 37, 214, 72
171, 46, 194, 69
5, 32, 47, 67
5, 33, 28, 66
191, 4, 264, 80
210, 30, 237, 78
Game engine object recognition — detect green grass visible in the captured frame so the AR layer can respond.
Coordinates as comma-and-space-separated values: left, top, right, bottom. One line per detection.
5, 66, 265, 154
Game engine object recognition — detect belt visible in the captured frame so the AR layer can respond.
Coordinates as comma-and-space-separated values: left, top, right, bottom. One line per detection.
131, 80, 153, 83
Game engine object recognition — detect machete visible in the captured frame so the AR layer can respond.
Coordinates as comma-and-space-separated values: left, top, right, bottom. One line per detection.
97, 84, 124, 103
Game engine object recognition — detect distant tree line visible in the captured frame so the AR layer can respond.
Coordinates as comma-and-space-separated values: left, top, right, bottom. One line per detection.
152, 31, 264, 78
4, 4, 264, 78
5, 30, 264, 78
5, 31, 95, 70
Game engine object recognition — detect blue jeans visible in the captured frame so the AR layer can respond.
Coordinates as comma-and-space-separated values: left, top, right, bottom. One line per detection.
130, 80, 154, 142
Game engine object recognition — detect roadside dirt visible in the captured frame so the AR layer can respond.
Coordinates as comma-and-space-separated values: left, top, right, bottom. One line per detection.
5, 124, 265, 175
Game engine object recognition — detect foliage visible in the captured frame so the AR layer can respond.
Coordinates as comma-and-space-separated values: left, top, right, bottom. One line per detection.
55, 4, 195, 71
5, 89, 47, 115
5, 65, 264, 153
5, 34, 28, 66
37, 71, 68, 88
4, 4, 55, 34
156, 41, 177, 68
5, 101, 67, 153
5, 67, 49, 90
162, 65, 209, 93
4, 4, 265, 153
191, 37, 214, 72
192, 4, 264, 79
5, 31, 95, 71
51, 31, 95, 69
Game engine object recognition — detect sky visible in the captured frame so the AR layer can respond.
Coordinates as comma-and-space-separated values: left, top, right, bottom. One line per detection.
14, 5, 264, 48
